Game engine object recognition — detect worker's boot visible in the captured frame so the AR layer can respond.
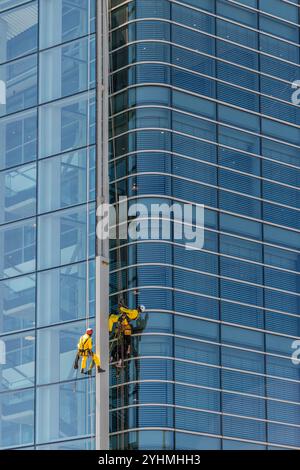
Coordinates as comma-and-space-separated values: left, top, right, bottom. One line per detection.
97, 366, 105, 373
81, 368, 85, 374
87, 369, 92, 376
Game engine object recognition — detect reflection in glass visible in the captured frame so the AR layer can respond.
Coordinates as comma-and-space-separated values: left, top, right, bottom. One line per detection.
36, 379, 95, 444
0, 218, 36, 279
0, 388, 34, 449
0, 109, 37, 170
0, 274, 35, 333
39, 91, 95, 159
0, 163, 36, 224
39, 35, 95, 103
0, 330, 35, 391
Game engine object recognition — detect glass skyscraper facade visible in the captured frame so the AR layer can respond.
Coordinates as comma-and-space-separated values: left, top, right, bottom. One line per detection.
109, 0, 300, 450
1, 0, 300, 452
0, 0, 97, 450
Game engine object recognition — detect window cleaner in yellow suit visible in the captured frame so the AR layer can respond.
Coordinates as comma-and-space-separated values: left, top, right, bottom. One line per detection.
109, 304, 146, 369
74, 328, 105, 375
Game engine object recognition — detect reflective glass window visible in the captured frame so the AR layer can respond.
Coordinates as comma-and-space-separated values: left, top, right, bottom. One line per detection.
0, 330, 35, 391
0, 108, 37, 171
0, 218, 36, 279
0, 54, 37, 117
0, 163, 36, 224
0, 2, 37, 64
38, 147, 95, 213
38, 203, 95, 270
39, 91, 95, 159
36, 380, 94, 444
0, 388, 34, 449
39, 35, 95, 103
0, 274, 35, 334
40, 0, 96, 49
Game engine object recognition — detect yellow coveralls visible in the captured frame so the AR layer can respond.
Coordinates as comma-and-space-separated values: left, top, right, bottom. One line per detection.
108, 306, 140, 333
109, 307, 140, 365
77, 333, 101, 371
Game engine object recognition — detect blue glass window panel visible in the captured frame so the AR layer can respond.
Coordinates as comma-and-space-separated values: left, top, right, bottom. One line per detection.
221, 279, 263, 307
217, 19, 258, 48
221, 302, 264, 329
172, 25, 215, 55
266, 355, 300, 381
217, 62, 259, 91
223, 392, 265, 419
263, 160, 300, 188
262, 138, 299, 167
172, 46, 215, 76
260, 76, 295, 104
259, 0, 299, 22
175, 317, 219, 342
264, 202, 300, 231
260, 16, 298, 42
265, 267, 300, 294
220, 213, 262, 240
261, 97, 299, 126
220, 190, 261, 219
38, 203, 95, 270
175, 337, 219, 365
39, 35, 95, 103
37, 261, 94, 327
37, 319, 93, 385
260, 35, 298, 63
112, 382, 173, 408
0, 1, 32, 12
263, 181, 300, 209
0, 274, 35, 334
264, 225, 300, 251
222, 347, 265, 374
139, 334, 173, 357
0, 218, 36, 279
0, 54, 37, 117
135, 21, 170, 43
266, 333, 296, 358
174, 290, 219, 321
36, 379, 95, 444
112, 405, 173, 429
220, 257, 263, 284
37, 438, 95, 450
111, 430, 174, 451
219, 105, 260, 132
268, 401, 300, 426
264, 245, 300, 273
222, 324, 264, 351
217, 41, 259, 70
39, 91, 96, 159
40, 0, 96, 49
175, 360, 220, 388
218, 82, 259, 112
266, 311, 300, 338
0, 2, 37, 64
223, 416, 266, 442
219, 126, 260, 153
176, 432, 221, 450
173, 4, 215, 34
222, 369, 265, 396
265, 289, 300, 316
219, 168, 261, 197
0, 162, 36, 224
173, 91, 216, 119
179, 0, 215, 12
173, 134, 217, 163
173, 112, 216, 141
175, 408, 220, 435
174, 269, 219, 297
262, 119, 300, 146
0, 388, 34, 449
135, 358, 173, 383
223, 440, 266, 450
38, 147, 95, 213
216, 0, 257, 26
136, 0, 170, 19
0, 330, 35, 391
268, 423, 300, 448
175, 385, 220, 412
267, 377, 300, 403
0, 108, 37, 171
260, 55, 299, 83
219, 147, 260, 176
220, 234, 262, 263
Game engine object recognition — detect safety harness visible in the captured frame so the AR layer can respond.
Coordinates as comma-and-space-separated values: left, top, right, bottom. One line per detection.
78, 335, 92, 356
